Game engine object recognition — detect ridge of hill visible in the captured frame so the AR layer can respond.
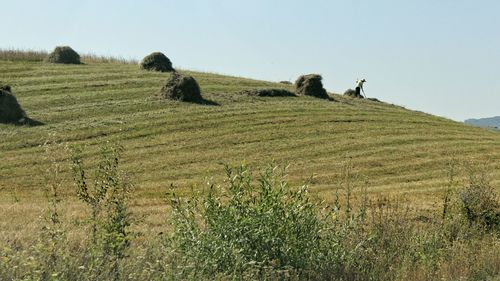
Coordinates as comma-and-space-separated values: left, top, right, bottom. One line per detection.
1, 56, 499, 216
465, 116, 500, 129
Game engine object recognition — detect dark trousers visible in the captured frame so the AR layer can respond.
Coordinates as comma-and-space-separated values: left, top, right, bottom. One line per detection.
355, 87, 361, 96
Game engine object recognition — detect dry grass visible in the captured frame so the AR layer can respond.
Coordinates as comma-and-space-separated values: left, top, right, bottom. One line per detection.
0, 49, 47, 61
0, 49, 137, 64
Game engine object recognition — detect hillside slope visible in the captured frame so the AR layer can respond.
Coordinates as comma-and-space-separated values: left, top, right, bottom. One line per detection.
1, 58, 499, 211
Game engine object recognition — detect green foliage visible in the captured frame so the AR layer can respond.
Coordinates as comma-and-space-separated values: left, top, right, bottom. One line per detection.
459, 164, 499, 231
166, 161, 500, 280
70, 142, 132, 280
167, 163, 341, 279
442, 161, 500, 234
0, 159, 499, 280
37, 140, 69, 280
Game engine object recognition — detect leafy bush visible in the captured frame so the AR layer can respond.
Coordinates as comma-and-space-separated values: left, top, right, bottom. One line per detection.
459, 166, 499, 231
167, 164, 341, 279
71, 143, 133, 280
164, 161, 500, 280
442, 161, 500, 236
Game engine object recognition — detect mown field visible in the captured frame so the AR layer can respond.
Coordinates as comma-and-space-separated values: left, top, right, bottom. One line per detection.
1, 54, 500, 280
1, 57, 500, 229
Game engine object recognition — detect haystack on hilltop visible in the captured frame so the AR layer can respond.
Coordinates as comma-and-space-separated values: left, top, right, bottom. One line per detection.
0, 86, 27, 124
344, 88, 364, 98
295, 74, 329, 99
158, 72, 202, 102
46, 46, 81, 64
140, 52, 174, 72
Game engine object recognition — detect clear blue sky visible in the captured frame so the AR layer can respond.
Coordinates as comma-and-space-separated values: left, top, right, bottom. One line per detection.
2, 0, 499, 121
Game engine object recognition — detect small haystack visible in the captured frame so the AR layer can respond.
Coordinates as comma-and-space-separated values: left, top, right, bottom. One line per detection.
295, 74, 329, 99
0, 86, 26, 124
158, 72, 202, 102
344, 88, 363, 99
242, 88, 296, 97
46, 46, 81, 64
0, 85, 43, 126
140, 52, 174, 72
1, 84, 11, 92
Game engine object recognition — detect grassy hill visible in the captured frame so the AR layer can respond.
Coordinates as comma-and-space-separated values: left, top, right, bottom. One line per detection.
1, 56, 499, 206
1, 52, 500, 280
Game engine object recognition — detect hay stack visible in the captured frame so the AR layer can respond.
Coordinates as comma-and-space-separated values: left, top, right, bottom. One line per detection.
140, 52, 174, 72
1, 84, 11, 92
0, 86, 27, 124
344, 88, 363, 98
242, 88, 296, 97
295, 74, 328, 99
46, 46, 81, 64
158, 72, 202, 102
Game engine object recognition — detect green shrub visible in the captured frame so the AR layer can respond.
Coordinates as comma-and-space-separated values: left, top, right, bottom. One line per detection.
442, 161, 500, 235
70, 143, 133, 280
459, 166, 499, 231
167, 164, 341, 279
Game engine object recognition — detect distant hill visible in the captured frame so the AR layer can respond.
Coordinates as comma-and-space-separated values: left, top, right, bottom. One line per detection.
465, 116, 500, 129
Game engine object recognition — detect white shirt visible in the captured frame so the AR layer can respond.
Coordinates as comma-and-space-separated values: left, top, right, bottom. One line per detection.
356, 79, 365, 88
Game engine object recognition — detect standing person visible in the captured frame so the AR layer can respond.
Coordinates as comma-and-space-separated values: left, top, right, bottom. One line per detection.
355, 79, 366, 98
